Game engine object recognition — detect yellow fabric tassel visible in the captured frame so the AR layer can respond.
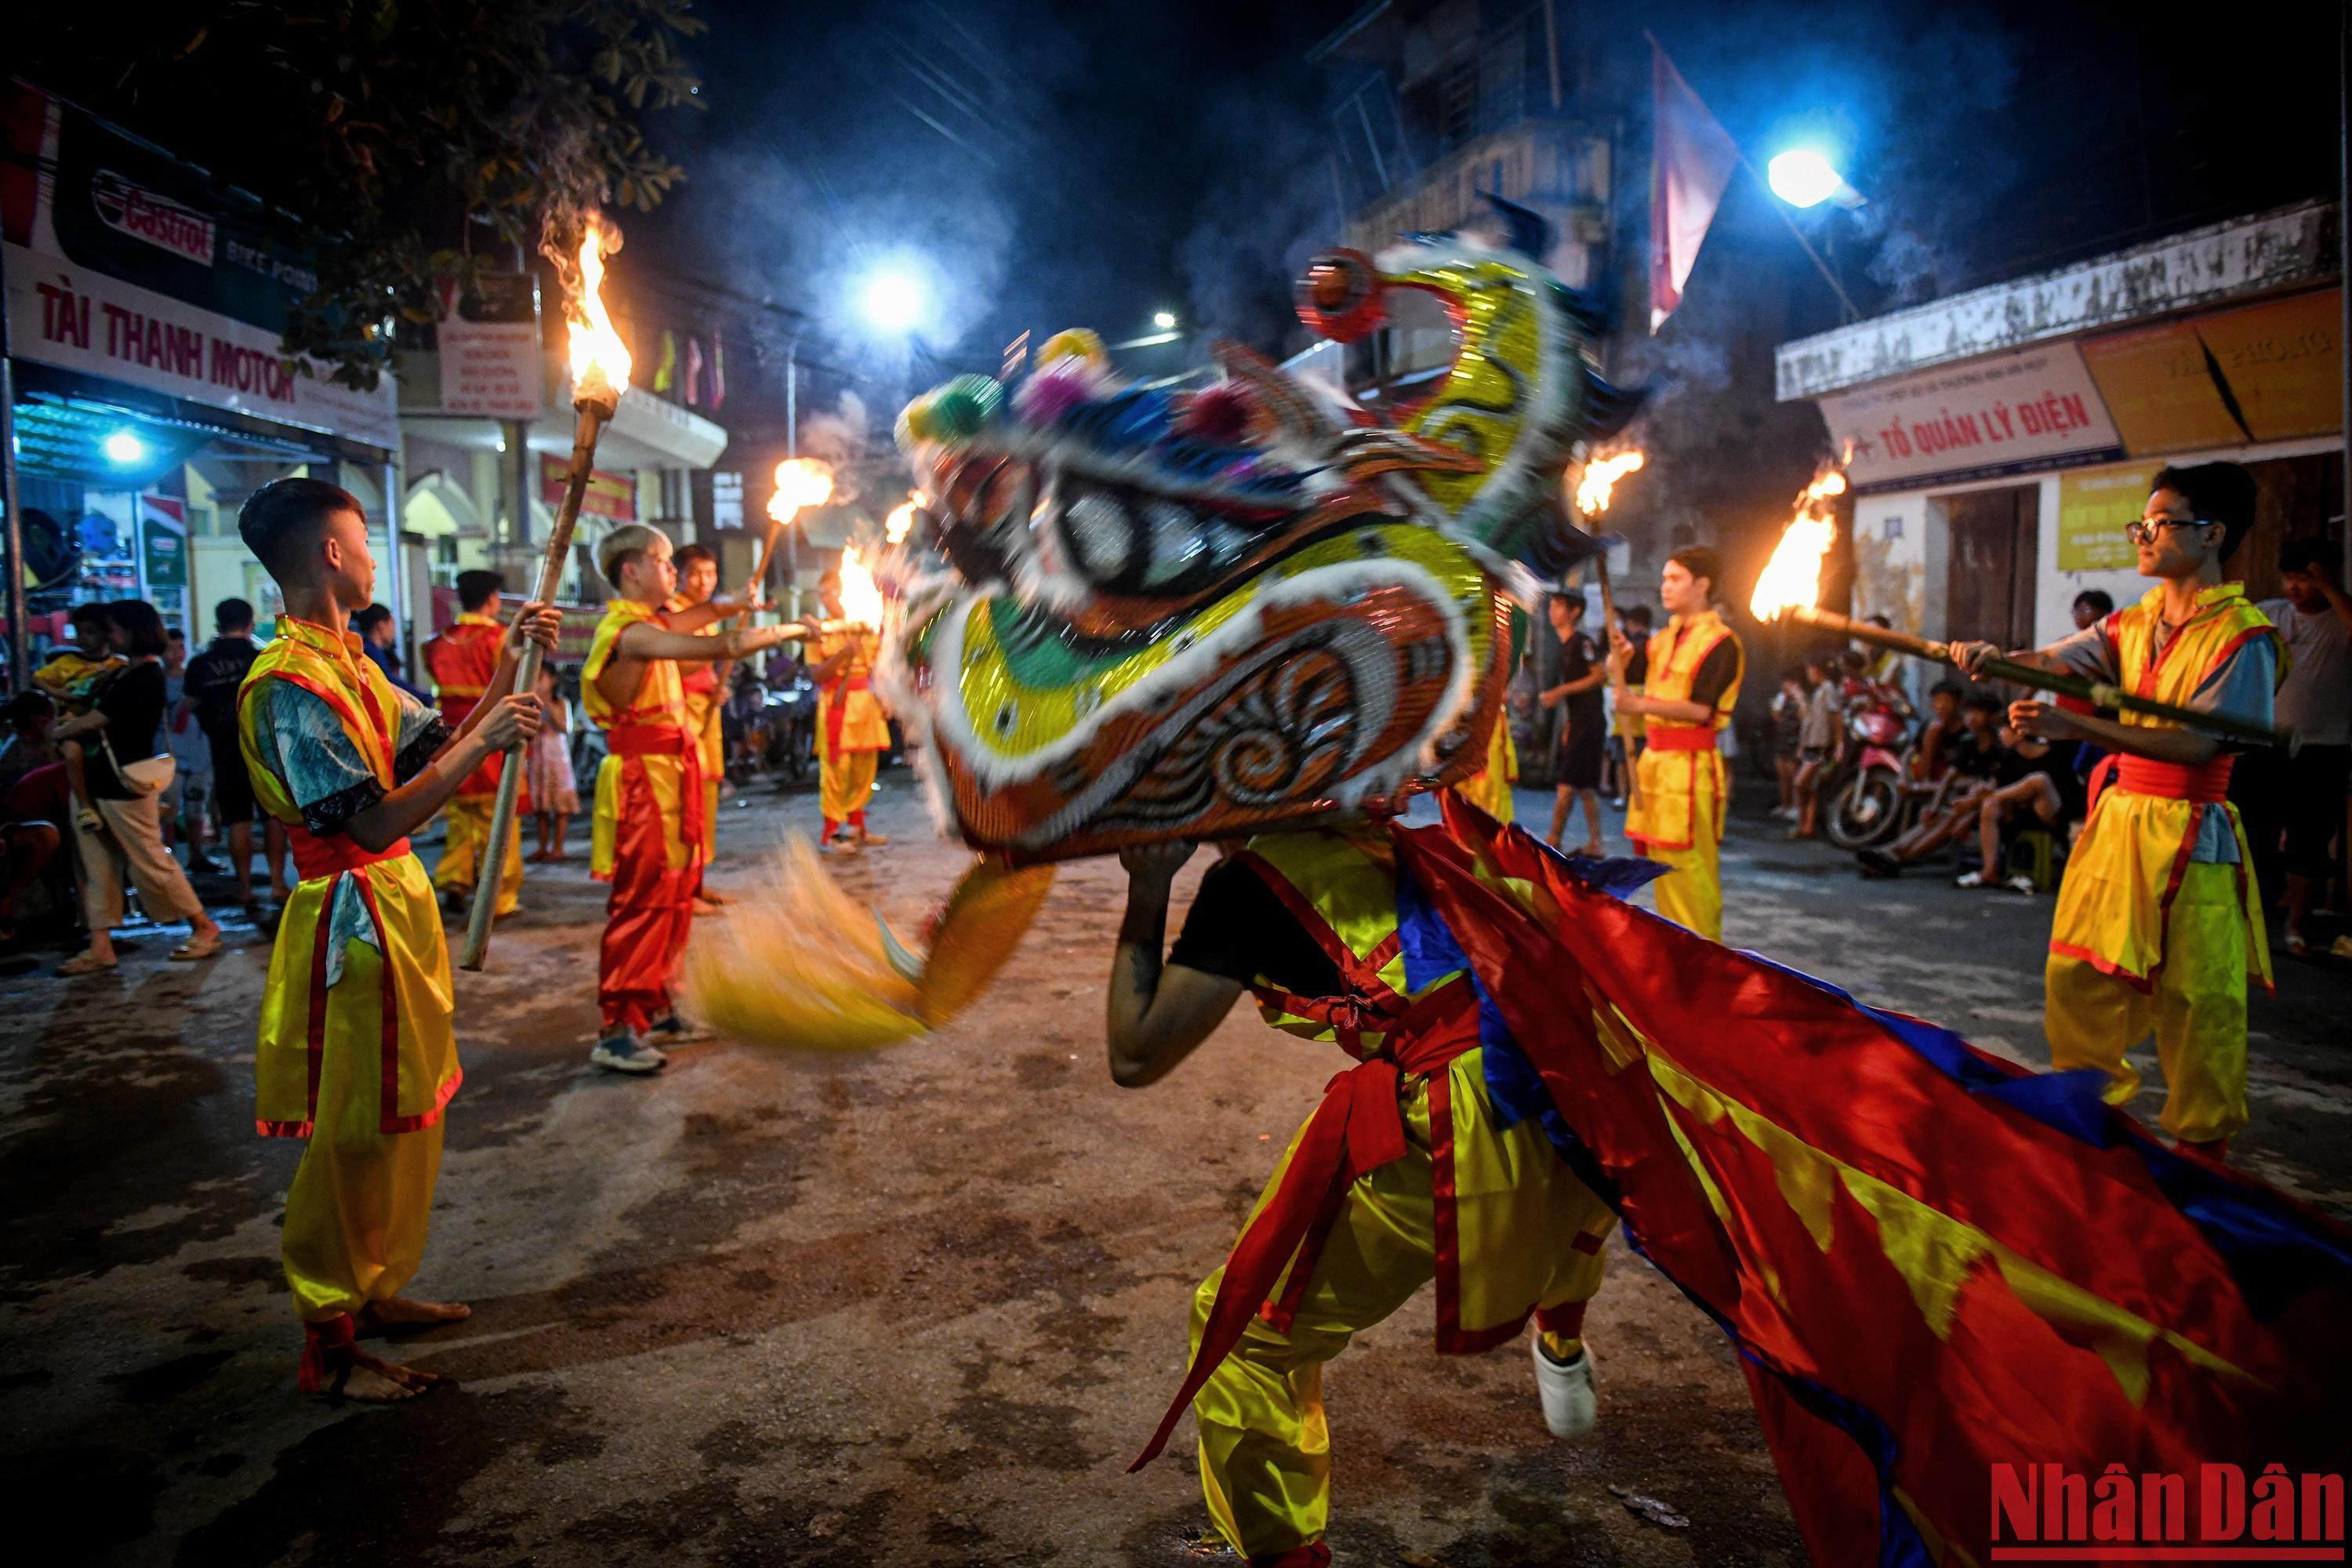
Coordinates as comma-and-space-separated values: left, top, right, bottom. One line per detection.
684, 835, 1053, 1050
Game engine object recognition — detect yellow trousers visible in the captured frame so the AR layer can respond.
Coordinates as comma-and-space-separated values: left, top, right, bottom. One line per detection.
281, 930, 446, 1320
1644, 772, 1722, 942
1190, 1078, 1610, 1560
2045, 861, 2249, 1144
820, 750, 880, 829
432, 793, 522, 915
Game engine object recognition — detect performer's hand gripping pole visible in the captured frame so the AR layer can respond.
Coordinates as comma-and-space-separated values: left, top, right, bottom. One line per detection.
461, 392, 618, 971
1785, 603, 2296, 752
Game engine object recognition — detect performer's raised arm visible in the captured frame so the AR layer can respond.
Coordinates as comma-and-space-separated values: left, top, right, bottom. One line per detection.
1105, 841, 1243, 1087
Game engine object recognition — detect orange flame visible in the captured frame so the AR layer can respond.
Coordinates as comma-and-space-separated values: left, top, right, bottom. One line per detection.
1749, 465, 1850, 620
1573, 449, 1646, 517
837, 542, 886, 627
768, 458, 836, 526
884, 490, 924, 545
564, 216, 633, 406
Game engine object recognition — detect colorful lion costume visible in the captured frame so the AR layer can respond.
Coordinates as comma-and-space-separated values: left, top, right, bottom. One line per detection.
690, 198, 1633, 1040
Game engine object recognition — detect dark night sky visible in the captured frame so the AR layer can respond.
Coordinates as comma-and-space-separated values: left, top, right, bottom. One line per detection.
637, 0, 2343, 385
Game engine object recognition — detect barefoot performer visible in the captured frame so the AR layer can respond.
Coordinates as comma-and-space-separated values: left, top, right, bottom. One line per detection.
664, 543, 732, 910
1614, 546, 1744, 940
1957, 462, 2281, 1160
808, 567, 890, 853
234, 478, 556, 1399
584, 524, 808, 1073
423, 570, 528, 917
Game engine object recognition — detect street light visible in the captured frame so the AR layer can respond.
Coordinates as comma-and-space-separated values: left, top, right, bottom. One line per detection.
102, 429, 144, 466
1766, 149, 1844, 209
1152, 310, 1177, 330
859, 267, 927, 336
1766, 148, 1864, 210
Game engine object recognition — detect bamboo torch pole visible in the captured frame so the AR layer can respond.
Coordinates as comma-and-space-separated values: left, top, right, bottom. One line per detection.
460, 394, 616, 970
1784, 604, 2296, 751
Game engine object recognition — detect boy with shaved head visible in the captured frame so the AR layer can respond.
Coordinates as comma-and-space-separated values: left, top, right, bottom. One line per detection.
424, 569, 528, 916
584, 524, 809, 1073
235, 477, 558, 1400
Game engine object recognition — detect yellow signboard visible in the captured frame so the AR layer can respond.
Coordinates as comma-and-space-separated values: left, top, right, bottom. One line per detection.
2081, 288, 2341, 456
2057, 463, 2158, 572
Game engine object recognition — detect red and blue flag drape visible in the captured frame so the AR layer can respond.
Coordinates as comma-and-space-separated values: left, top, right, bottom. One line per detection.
1390, 797, 2352, 1566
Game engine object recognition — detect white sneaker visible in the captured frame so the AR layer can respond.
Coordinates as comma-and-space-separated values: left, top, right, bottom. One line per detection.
647, 1011, 718, 1044
1953, 870, 1988, 889
1532, 1339, 1598, 1439
590, 1032, 668, 1074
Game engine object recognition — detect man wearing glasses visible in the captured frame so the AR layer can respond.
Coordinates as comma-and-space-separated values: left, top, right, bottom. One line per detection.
1953, 463, 2281, 1163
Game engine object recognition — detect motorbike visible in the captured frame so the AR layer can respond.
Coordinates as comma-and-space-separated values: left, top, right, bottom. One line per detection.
760, 677, 818, 784
1823, 681, 1918, 851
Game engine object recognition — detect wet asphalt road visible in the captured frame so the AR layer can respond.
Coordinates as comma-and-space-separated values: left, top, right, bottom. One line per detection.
2, 770, 2346, 1566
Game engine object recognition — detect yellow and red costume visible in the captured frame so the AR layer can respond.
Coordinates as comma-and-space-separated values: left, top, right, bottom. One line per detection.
813, 624, 889, 838
1453, 713, 1519, 824
238, 616, 459, 1390
1623, 608, 1743, 940
586, 599, 705, 1034
2043, 583, 2281, 1145
423, 612, 524, 916
1140, 829, 1615, 1563
662, 595, 727, 867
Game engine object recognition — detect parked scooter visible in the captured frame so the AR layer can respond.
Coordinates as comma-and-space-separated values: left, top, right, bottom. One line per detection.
1824, 681, 1918, 850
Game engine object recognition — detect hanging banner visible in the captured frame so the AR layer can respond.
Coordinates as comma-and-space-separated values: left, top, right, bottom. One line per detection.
435, 273, 543, 419
2055, 462, 2157, 573
2080, 287, 2341, 456
540, 454, 637, 522
1813, 344, 2125, 492
138, 494, 188, 588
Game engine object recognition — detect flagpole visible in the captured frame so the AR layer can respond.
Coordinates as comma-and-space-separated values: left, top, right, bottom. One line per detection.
1644, 31, 1862, 326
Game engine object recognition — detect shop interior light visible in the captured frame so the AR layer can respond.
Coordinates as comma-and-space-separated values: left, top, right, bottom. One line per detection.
103, 429, 146, 466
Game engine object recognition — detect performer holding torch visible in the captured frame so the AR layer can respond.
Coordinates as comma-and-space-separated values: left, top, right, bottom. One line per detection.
583, 525, 813, 1074
1753, 460, 2291, 1160
1951, 463, 2282, 1162
1612, 546, 1744, 941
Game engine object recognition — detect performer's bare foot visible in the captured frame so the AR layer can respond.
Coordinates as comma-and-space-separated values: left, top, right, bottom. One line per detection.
356, 1296, 472, 1335
855, 829, 889, 847
1580, 840, 1603, 858
325, 1346, 455, 1403
693, 895, 726, 916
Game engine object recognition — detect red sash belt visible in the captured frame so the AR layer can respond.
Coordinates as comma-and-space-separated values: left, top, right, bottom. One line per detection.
2089, 753, 2235, 812
605, 723, 705, 848
289, 826, 412, 882
1130, 998, 1480, 1471
1647, 724, 1718, 753
825, 675, 872, 754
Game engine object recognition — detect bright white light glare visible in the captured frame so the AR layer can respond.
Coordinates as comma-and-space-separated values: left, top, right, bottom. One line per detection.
103, 429, 145, 465
1152, 310, 1176, 330
860, 269, 925, 334
1768, 149, 1844, 209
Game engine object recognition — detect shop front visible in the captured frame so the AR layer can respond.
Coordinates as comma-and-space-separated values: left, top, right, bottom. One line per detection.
2, 79, 403, 666
1779, 201, 2343, 655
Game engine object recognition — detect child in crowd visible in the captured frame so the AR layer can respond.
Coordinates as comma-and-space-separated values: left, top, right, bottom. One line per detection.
528, 664, 580, 862
1770, 666, 1806, 821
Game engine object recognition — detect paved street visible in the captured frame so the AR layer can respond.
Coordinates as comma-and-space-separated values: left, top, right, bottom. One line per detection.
4, 768, 2347, 1566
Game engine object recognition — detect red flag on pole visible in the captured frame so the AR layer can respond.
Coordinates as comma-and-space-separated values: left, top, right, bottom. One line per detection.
1648, 36, 1742, 333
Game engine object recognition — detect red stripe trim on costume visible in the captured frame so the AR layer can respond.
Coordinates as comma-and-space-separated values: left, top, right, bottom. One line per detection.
256, 1117, 314, 1138
2198, 624, 2277, 693
2048, 938, 2155, 995
270, 670, 393, 781
1231, 849, 1406, 1004
1428, 1064, 1465, 1343
1646, 726, 1716, 752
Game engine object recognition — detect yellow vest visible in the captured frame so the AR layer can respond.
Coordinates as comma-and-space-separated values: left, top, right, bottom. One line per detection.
586, 599, 699, 878
237, 617, 457, 1136
1625, 609, 1743, 851
1237, 829, 1474, 1060
2051, 583, 2281, 987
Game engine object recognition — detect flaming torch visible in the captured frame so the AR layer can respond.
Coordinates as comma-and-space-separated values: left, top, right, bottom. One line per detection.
1570, 448, 1645, 803
884, 492, 923, 546
1748, 466, 2292, 750
757, 457, 835, 607
461, 216, 633, 971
